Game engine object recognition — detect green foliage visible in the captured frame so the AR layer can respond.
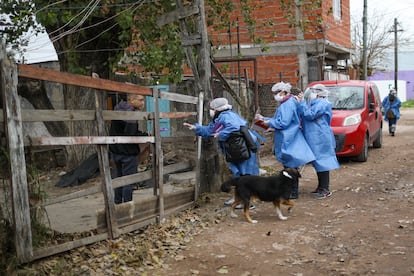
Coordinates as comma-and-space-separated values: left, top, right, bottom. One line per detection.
0, 0, 41, 58
116, 1, 185, 83
402, 100, 414, 108
2, 0, 266, 83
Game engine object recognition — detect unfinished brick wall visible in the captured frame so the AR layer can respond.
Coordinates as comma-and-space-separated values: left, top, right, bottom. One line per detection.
208, 0, 351, 86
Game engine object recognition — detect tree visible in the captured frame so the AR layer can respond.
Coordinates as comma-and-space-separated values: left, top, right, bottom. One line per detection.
0, 0, 262, 168
351, 10, 410, 76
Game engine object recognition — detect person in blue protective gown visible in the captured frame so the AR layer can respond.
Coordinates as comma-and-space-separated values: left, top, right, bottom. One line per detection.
299, 83, 340, 199
382, 88, 402, 136
183, 97, 259, 209
255, 81, 315, 199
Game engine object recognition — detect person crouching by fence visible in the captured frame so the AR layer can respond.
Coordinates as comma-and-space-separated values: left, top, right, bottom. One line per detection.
183, 97, 259, 209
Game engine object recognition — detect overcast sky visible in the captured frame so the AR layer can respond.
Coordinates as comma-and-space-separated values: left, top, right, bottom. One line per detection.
350, 0, 414, 50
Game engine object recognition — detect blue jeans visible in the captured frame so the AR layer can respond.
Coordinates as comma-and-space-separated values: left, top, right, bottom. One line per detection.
112, 153, 138, 204
387, 118, 397, 134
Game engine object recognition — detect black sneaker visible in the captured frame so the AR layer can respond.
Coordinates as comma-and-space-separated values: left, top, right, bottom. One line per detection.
314, 189, 332, 199
311, 188, 322, 194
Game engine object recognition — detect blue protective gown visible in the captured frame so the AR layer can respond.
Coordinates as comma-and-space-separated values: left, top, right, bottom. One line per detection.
194, 109, 259, 177
299, 98, 340, 172
382, 95, 402, 121
265, 96, 315, 168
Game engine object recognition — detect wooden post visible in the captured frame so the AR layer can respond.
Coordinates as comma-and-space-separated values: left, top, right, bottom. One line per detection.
152, 88, 165, 222
94, 91, 119, 238
0, 44, 32, 262
195, 92, 204, 199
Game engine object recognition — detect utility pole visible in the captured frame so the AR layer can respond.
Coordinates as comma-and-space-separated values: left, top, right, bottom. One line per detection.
392, 18, 402, 93
362, 0, 367, 80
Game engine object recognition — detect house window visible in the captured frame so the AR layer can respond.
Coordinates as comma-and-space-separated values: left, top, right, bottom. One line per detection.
333, 0, 341, 20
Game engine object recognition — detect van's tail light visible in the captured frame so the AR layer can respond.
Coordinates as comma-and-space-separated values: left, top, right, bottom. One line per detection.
343, 114, 361, 126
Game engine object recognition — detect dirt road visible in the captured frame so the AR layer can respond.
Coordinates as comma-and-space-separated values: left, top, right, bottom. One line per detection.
152, 108, 414, 276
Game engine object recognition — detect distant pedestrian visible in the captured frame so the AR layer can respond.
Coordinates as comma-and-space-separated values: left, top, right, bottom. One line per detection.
300, 84, 340, 199
382, 89, 402, 136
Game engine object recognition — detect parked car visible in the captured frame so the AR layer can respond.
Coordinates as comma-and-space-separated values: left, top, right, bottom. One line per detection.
305, 80, 383, 162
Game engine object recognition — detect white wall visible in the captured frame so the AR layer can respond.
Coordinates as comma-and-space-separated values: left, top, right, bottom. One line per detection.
371, 80, 407, 102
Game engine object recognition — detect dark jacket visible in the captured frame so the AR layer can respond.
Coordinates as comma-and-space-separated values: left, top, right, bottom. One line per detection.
109, 100, 147, 155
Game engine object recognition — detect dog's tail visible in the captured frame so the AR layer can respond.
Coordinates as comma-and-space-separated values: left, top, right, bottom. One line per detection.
220, 178, 236, 193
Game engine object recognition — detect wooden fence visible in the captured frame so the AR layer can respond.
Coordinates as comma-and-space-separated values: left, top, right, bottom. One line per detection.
0, 46, 203, 263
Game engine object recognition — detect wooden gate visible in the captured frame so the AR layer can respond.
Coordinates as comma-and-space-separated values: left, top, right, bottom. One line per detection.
0, 45, 203, 263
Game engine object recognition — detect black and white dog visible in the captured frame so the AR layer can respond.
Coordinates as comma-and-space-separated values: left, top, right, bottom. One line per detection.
221, 168, 300, 223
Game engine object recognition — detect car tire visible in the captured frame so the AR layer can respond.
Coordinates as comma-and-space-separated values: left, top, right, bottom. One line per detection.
372, 126, 382, 148
354, 135, 368, 162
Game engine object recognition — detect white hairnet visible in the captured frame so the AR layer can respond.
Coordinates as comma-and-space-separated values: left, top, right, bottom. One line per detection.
210, 98, 232, 111
271, 81, 291, 93
311, 84, 329, 97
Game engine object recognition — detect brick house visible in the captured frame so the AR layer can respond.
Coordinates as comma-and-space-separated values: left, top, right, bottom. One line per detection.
209, 0, 353, 91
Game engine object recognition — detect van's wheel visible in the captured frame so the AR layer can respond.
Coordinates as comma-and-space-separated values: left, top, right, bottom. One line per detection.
355, 135, 368, 162
373, 126, 383, 148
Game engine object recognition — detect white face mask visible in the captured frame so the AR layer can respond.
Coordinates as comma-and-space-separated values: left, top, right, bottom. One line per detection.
274, 93, 284, 102
209, 109, 216, 118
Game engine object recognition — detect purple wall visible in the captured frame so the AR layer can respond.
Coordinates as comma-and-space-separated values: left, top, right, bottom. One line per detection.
368, 70, 414, 100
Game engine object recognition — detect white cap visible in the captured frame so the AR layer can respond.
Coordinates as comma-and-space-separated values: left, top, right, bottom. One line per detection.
210, 98, 232, 111
311, 84, 329, 97
271, 81, 292, 93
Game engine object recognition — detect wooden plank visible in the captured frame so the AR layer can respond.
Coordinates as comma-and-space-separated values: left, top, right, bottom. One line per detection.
35, 193, 194, 262
97, 188, 194, 230
3, 109, 193, 123
159, 91, 198, 104
22, 110, 96, 122
28, 136, 155, 146
104, 110, 150, 120
159, 111, 196, 119
118, 201, 194, 235
6, 110, 192, 122
156, 4, 199, 27
42, 185, 101, 206
161, 136, 196, 143
112, 160, 192, 189
181, 34, 201, 46
210, 61, 243, 107
41, 161, 192, 206
1, 44, 33, 263
94, 91, 119, 239
31, 233, 108, 262
18, 64, 152, 96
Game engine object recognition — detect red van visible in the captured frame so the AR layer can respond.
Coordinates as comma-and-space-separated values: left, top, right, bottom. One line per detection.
306, 80, 383, 162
